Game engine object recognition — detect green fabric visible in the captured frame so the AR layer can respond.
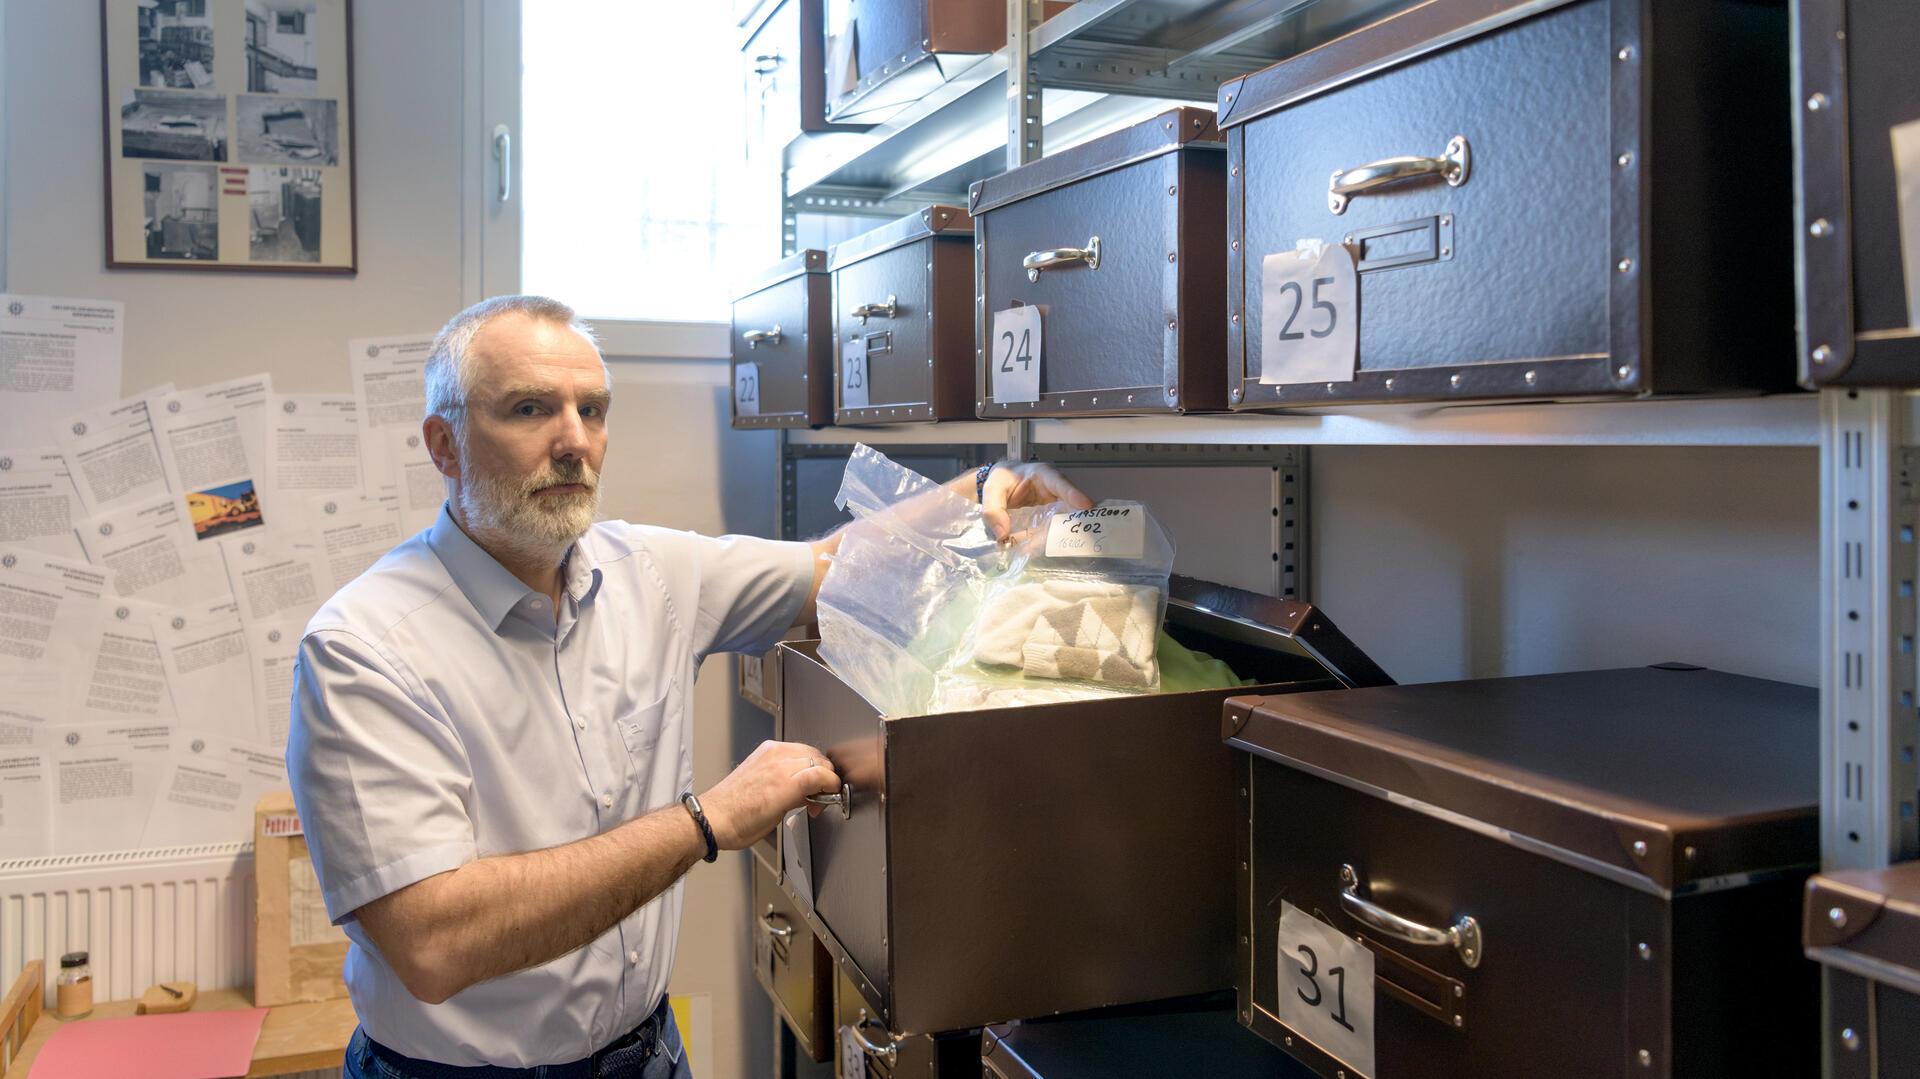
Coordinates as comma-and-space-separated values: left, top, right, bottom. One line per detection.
1156, 631, 1256, 693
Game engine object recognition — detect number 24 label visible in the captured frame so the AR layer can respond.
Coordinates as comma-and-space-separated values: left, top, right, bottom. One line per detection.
992, 305, 1042, 404
1274, 900, 1375, 1077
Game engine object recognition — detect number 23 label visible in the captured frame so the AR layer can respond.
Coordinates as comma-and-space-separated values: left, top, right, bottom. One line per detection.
991, 304, 1042, 404
1259, 242, 1358, 386
1275, 900, 1375, 1077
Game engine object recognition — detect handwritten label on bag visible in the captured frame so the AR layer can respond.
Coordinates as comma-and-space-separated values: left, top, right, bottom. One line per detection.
1045, 500, 1146, 559
1275, 901, 1375, 1078
840, 1026, 869, 1079
841, 337, 869, 409
1260, 240, 1358, 385
733, 362, 760, 417
991, 304, 1042, 404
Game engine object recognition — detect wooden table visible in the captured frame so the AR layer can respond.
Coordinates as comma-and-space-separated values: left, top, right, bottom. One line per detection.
6, 989, 355, 1077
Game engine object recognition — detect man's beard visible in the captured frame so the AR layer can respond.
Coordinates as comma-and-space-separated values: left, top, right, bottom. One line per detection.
457, 454, 600, 564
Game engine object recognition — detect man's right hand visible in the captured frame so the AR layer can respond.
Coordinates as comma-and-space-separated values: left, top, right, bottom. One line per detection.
700, 739, 841, 849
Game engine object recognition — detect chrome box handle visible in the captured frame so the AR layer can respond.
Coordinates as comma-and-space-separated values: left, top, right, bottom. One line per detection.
1023, 236, 1100, 282
1328, 135, 1471, 214
1338, 863, 1482, 968
852, 1011, 899, 1068
804, 780, 853, 819
742, 325, 783, 349
850, 295, 898, 324
759, 909, 794, 942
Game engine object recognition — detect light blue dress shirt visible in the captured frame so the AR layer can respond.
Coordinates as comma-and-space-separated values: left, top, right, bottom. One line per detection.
286, 505, 812, 1067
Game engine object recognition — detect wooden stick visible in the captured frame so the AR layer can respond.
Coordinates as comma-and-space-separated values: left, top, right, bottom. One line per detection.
0, 960, 45, 1077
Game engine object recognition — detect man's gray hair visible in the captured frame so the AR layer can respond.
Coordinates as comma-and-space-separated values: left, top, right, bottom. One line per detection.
423, 295, 603, 439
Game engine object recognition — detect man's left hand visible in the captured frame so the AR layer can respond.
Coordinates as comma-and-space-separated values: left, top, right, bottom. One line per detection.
981, 460, 1094, 542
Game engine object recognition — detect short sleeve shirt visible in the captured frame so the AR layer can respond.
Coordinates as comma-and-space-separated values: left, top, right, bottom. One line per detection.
285, 505, 812, 1067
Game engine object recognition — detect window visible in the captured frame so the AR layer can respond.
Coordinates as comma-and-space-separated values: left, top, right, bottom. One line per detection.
521, 3, 775, 325
276, 11, 305, 34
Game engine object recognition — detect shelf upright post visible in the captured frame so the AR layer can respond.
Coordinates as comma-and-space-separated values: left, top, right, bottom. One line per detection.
1003, 0, 1045, 456
1820, 387, 1920, 872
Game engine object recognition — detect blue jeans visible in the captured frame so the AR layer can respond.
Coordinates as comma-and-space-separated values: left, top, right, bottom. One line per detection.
344, 1007, 691, 1079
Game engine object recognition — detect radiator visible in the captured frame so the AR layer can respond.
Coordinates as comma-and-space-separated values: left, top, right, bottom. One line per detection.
0, 841, 255, 1011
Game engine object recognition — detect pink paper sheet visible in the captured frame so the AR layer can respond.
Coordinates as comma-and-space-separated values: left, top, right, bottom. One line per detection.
30, 1008, 268, 1079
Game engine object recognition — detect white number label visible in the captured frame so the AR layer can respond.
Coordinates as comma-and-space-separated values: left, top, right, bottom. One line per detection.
840, 1026, 869, 1079
841, 338, 869, 409
1275, 901, 1375, 1078
991, 304, 1042, 404
733, 362, 760, 416
1259, 242, 1359, 385
1045, 500, 1146, 559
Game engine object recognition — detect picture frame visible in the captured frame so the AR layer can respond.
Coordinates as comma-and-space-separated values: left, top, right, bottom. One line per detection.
100, 0, 357, 273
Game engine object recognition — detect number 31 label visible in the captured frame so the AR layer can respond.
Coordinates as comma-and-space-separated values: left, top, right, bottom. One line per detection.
1259, 241, 1358, 385
1275, 900, 1375, 1077
992, 304, 1042, 404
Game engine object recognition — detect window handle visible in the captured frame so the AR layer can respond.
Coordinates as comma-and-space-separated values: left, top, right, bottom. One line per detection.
493, 124, 512, 204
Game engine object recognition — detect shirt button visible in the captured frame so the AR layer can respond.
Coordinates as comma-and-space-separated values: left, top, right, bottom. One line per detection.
628, 950, 639, 965
574, 717, 587, 731
600, 794, 613, 809
530, 598, 545, 609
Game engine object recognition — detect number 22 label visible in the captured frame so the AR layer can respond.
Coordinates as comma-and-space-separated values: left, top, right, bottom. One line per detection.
991, 304, 1042, 404
1274, 900, 1375, 1077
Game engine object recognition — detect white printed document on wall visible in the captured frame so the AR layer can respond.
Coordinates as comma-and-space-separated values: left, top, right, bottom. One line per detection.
47, 721, 172, 855
0, 449, 86, 561
152, 598, 258, 742
142, 731, 286, 848
0, 295, 125, 447
56, 387, 175, 514
349, 335, 435, 492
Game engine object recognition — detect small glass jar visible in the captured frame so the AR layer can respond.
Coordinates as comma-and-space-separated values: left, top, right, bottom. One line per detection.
56, 951, 92, 1019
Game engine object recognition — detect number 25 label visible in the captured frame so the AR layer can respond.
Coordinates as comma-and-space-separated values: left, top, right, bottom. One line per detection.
1259, 242, 1358, 386
1275, 900, 1375, 1077
992, 304, 1042, 404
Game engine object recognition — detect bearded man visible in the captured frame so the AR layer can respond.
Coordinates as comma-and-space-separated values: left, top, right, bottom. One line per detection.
286, 295, 1089, 1079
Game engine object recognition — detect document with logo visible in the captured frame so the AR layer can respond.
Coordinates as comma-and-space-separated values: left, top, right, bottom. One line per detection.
263, 394, 360, 534
54, 387, 175, 514
384, 425, 444, 535
46, 721, 172, 854
0, 750, 51, 857
220, 529, 326, 627
151, 598, 258, 741
0, 295, 125, 447
78, 493, 229, 607
247, 617, 306, 748
153, 387, 272, 546
309, 498, 406, 591
0, 552, 112, 745
142, 731, 287, 847
349, 334, 435, 492
0, 449, 86, 561
70, 597, 177, 726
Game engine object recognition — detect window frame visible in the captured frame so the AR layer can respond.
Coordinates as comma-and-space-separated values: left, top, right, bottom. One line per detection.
467, 1, 741, 362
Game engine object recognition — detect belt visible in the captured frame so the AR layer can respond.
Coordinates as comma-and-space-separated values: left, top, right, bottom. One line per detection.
361, 995, 672, 1079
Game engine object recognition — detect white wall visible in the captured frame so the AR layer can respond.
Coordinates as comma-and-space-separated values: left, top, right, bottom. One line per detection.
4, 4, 774, 1076
1310, 445, 1819, 687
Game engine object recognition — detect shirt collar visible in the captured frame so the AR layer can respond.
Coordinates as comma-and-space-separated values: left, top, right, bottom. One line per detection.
427, 503, 599, 633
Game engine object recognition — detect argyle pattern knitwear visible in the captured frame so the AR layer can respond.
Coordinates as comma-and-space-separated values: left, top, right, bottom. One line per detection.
971, 577, 1160, 687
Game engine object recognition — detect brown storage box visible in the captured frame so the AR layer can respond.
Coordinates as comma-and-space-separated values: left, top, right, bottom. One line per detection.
1226, 666, 1820, 1078
779, 577, 1390, 1036
826, 0, 1006, 123
1218, 0, 1792, 406
1794, 0, 1920, 386
1804, 862, 1920, 1076
733, 249, 833, 428
969, 106, 1228, 417
741, 0, 868, 157
829, 205, 976, 424
753, 845, 835, 1063
834, 967, 980, 1079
